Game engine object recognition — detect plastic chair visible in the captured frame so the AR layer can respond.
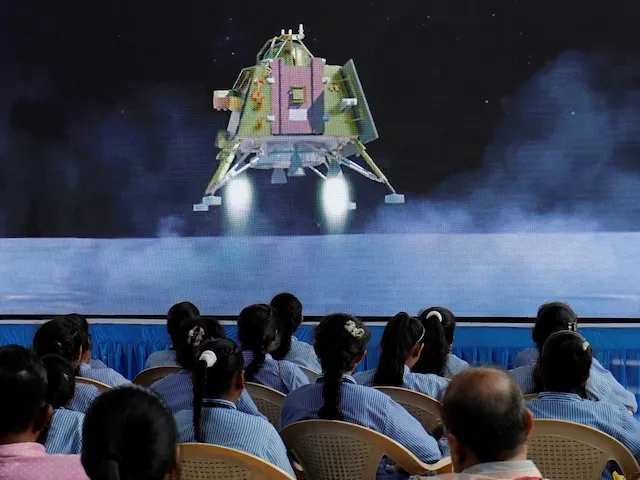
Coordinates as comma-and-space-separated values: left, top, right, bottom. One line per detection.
528, 419, 640, 480
76, 376, 111, 393
178, 442, 295, 480
280, 419, 452, 479
374, 386, 442, 433
244, 382, 286, 430
299, 366, 319, 383
133, 366, 181, 387
523, 393, 539, 401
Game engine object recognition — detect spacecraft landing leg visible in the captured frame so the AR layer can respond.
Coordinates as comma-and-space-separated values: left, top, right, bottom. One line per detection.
193, 141, 241, 211
351, 140, 405, 205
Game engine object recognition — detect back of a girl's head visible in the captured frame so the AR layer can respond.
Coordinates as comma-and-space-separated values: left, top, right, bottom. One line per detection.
0, 345, 48, 438
420, 307, 456, 345
41, 354, 75, 409
175, 317, 225, 371
65, 313, 91, 353
539, 330, 592, 393
533, 302, 578, 352
237, 304, 277, 380
270, 293, 303, 360
33, 317, 85, 363
412, 308, 450, 376
82, 386, 177, 480
167, 302, 200, 346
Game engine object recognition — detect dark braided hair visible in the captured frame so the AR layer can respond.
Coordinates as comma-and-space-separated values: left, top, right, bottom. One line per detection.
167, 302, 200, 350
33, 317, 85, 370
192, 339, 244, 443
270, 293, 303, 360
373, 312, 424, 387
315, 314, 371, 420
539, 330, 592, 397
412, 308, 450, 376
174, 317, 226, 371
237, 304, 277, 382
38, 354, 76, 446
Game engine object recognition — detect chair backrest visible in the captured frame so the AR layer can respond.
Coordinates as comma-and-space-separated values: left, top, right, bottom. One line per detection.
244, 382, 285, 430
76, 376, 111, 393
280, 419, 451, 480
133, 366, 181, 387
528, 419, 640, 480
178, 442, 295, 480
374, 386, 442, 433
523, 393, 538, 401
299, 366, 319, 383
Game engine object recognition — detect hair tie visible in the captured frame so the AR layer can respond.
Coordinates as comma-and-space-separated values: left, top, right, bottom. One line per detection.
344, 320, 365, 339
582, 341, 590, 351
426, 311, 443, 323
188, 326, 205, 346
199, 350, 217, 367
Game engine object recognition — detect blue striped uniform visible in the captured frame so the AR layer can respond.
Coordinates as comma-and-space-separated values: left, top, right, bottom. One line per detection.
79, 363, 130, 387
444, 354, 470, 379
151, 370, 265, 419
175, 399, 294, 476
282, 336, 322, 373
514, 347, 538, 368
510, 358, 637, 413
68, 382, 99, 413
281, 375, 447, 480
144, 350, 179, 369
88, 359, 107, 369
44, 408, 84, 455
242, 351, 309, 394
353, 365, 449, 400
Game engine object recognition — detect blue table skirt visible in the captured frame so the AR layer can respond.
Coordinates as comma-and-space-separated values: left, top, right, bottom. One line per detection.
2, 323, 640, 399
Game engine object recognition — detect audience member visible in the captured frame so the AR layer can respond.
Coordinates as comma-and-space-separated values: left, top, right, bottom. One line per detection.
39, 354, 84, 455
145, 301, 200, 369
510, 303, 637, 413
526, 331, 640, 468
413, 307, 469, 379
354, 312, 449, 400
68, 313, 107, 369
281, 313, 446, 480
237, 303, 309, 394
82, 385, 178, 480
175, 339, 295, 475
33, 317, 99, 413
151, 316, 263, 417
436, 367, 543, 479
0, 345, 89, 480
270, 292, 321, 373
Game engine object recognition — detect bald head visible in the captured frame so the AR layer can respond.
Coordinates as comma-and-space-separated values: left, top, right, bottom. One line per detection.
441, 368, 530, 466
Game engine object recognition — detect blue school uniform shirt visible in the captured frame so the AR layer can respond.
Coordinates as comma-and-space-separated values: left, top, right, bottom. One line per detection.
281, 375, 447, 480
353, 365, 449, 400
510, 359, 637, 413
68, 382, 99, 413
44, 408, 84, 455
144, 350, 179, 369
242, 351, 309, 394
282, 336, 322, 373
444, 354, 470, 379
175, 399, 294, 476
151, 370, 264, 419
88, 359, 107, 369
514, 347, 538, 368
79, 363, 130, 387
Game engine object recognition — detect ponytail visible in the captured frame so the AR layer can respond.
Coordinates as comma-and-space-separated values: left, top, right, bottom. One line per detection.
192, 355, 209, 443
373, 313, 424, 387
270, 293, 303, 361
412, 309, 449, 376
237, 304, 277, 381
319, 368, 344, 420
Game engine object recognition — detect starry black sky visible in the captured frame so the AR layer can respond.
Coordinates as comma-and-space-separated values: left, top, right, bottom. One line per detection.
1, 0, 640, 236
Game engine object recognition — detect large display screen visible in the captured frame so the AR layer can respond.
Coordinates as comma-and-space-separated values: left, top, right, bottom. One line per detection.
1, 1, 639, 317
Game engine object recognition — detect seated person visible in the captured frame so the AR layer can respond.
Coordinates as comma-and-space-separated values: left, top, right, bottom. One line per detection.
281, 313, 447, 480
69, 313, 107, 369
175, 339, 295, 476
526, 330, 640, 473
270, 292, 321, 373
0, 345, 89, 480
82, 385, 178, 480
237, 304, 309, 394
145, 301, 200, 369
413, 307, 469, 379
39, 354, 84, 455
435, 367, 544, 480
510, 303, 637, 413
33, 317, 100, 413
151, 316, 263, 418
354, 312, 449, 400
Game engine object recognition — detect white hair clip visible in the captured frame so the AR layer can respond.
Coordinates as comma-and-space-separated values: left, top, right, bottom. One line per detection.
344, 320, 365, 339
426, 311, 443, 323
199, 350, 217, 368
188, 326, 205, 346
582, 341, 590, 351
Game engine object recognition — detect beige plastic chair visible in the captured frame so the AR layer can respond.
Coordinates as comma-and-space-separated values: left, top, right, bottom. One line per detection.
528, 419, 640, 480
374, 386, 442, 433
299, 366, 320, 383
280, 419, 452, 479
76, 376, 111, 393
523, 393, 539, 401
244, 382, 286, 430
178, 442, 295, 480
133, 366, 181, 387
